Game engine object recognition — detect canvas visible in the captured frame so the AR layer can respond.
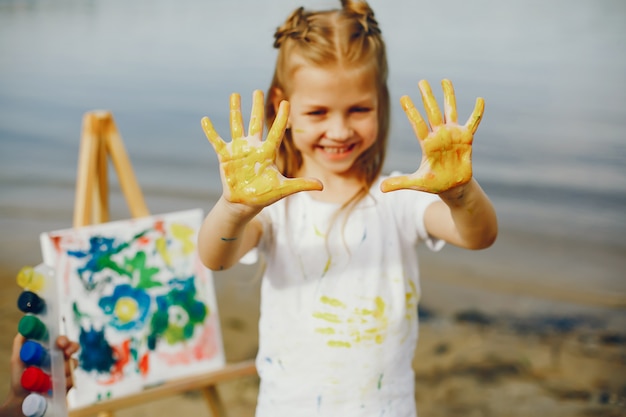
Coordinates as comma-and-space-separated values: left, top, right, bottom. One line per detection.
40, 209, 225, 408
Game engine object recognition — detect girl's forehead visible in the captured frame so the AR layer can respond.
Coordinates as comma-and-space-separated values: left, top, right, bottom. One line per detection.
289, 64, 378, 102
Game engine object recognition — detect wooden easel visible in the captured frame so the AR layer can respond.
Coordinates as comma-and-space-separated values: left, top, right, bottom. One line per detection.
69, 110, 257, 417
72, 110, 149, 227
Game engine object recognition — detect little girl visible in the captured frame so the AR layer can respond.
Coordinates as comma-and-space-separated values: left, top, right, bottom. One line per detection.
198, 1, 497, 416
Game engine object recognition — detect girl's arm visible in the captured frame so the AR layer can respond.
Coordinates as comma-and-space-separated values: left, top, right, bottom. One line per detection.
198, 90, 322, 271
197, 197, 263, 271
424, 179, 497, 249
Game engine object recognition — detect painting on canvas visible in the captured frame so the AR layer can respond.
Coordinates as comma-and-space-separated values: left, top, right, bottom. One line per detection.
40, 209, 225, 408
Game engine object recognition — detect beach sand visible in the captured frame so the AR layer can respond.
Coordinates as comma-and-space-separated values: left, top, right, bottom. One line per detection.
1, 198, 625, 417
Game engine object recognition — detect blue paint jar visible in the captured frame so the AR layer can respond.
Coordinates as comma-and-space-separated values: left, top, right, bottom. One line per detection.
20, 340, 51, 368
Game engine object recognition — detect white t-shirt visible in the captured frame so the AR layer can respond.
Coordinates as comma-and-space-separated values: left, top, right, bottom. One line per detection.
253, 176, 442, 417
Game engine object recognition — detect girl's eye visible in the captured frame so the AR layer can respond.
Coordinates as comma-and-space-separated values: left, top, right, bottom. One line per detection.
307, 109, 326, 116
351, 107, 371, 113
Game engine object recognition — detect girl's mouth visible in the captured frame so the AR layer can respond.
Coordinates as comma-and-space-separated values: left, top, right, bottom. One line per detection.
319, 143, 356, 155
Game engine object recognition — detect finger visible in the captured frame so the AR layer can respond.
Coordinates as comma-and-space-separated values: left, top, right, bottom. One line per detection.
380, 175, 429, 193
201, 117, 227, 155
465, 97, 485, 134
11, 333, 24, 364
418, 79, 443, 129
400, 95, 429, 141
266, 100, 290, 148
234, 176, 323, 206
248, 90, 264, 137
275, 177, 324, 198
68, 341, 80, 356
64, 358, 72, 377
55, 335, 69, 350
65, 359, 77, 391
230, 93, 244, 139
381, 175, 410, 193
10, 334, 25, 390
442, 79, 458, 124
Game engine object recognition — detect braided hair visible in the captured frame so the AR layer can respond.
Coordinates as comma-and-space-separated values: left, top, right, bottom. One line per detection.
266, 0, 390, 204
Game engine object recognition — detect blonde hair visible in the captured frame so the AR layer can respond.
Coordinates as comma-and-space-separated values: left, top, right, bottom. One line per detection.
265, 0, 390, 210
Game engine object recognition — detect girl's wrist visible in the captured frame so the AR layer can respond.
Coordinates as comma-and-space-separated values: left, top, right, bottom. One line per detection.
218, 196, 262, 223
438, 180, 473, 206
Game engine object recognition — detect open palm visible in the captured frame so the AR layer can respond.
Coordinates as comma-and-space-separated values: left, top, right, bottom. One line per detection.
201, 90, 322, 207
381, 79, 484, 194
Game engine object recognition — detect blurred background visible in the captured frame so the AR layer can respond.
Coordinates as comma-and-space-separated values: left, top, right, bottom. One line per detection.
1, 0, 625, 415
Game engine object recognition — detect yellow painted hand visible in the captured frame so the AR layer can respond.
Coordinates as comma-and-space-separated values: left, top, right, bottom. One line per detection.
201, 90, 323, 206
381, 79, 484, 194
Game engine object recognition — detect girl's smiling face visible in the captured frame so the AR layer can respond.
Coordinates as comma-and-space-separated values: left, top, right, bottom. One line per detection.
283, 64, 379, 180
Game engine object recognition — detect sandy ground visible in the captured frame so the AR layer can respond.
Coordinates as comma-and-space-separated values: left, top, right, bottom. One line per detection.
2, 258, 625, 417
1, 199, 625, 416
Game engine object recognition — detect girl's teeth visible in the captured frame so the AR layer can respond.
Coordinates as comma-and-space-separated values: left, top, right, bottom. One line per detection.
325, 146, 348, 154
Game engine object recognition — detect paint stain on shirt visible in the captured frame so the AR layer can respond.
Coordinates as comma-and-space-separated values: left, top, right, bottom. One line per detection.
312, 295, 389, 348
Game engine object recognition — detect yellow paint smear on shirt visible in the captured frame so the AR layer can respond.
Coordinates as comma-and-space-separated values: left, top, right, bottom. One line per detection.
320, 296, 346, 308
355, 296, 385, 318
322, 257, 332, 276
312, 312, 341, 324
373, 296, 385, 318
404, 280, 419, 320
313, 225, 325, 238
327, 340, 352, 348
315, 327, 336, 335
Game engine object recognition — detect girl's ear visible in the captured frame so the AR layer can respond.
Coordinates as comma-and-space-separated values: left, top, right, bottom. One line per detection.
270, 87, 286, 114
271, 87, 291, 128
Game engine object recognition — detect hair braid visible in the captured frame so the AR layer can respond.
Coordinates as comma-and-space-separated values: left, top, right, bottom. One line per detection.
341, 0, 382, 38
274, 7, 310, 48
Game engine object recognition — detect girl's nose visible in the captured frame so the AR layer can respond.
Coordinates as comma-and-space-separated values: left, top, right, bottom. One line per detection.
325, 117, 353, 141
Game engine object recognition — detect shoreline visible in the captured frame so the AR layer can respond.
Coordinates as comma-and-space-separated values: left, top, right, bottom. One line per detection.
2, 186, 624, 302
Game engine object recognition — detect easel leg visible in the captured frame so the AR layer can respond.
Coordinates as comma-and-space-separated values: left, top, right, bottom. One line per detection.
105, 118, 149, 219
201, 385, 226, 417
73, 113, 100, 228
93, 125, 109, 224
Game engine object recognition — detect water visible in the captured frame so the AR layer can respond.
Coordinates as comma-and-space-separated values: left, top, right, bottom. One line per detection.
1, 0, 625, 286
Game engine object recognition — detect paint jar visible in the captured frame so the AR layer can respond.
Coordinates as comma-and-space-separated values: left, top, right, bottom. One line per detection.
22, 393, 49, 417
16, 264, 68, 417
16, 266, 45, 292
18, 315, 49, 342
20, 340, 51, 369
18, 291, 46, 314
21, 366, 52, 394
